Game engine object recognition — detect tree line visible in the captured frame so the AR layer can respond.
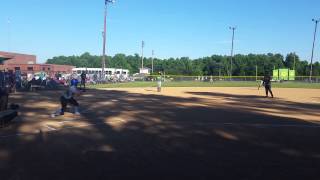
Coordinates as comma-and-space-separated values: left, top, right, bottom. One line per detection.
46, 52, 320, 76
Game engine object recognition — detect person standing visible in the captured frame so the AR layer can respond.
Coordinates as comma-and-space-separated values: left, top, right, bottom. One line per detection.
8, 71, 16, 93
157, 72, 162, 92
0, 71, 8, 111
262, 75, 274, 98
80, 71, 86, 92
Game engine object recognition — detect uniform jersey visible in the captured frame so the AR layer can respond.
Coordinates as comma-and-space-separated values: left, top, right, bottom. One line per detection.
81, 73, 86, 81
63, 86, 79, 99
263, 77, 271, 87
156, 76, 162, 82
157, 75, 162, 88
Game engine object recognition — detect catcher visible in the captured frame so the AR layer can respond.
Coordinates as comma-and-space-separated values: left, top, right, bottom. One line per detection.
51, 78, 81, 117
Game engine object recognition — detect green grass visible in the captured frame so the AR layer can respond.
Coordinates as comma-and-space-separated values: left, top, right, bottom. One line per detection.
271, 82, 320, 89
89, 81, 320, 89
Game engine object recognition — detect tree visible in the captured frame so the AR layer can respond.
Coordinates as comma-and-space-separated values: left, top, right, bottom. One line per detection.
46, 52, 314, 76
285, 53, 299, 70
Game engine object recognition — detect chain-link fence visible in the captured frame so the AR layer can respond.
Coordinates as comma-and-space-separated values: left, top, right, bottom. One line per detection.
134, 75, 320, 83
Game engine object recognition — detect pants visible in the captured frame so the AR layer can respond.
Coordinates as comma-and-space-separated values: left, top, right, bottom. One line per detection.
0, 94, 8, 111
265, 85, 274, 97
80, 79, 86, 90
60, 96, 79, 112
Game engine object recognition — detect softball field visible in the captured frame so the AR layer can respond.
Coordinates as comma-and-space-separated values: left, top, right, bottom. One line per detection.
0, 87, 320, 179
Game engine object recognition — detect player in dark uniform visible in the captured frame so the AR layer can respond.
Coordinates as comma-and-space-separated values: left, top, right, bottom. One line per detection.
262, 75, 274, 98
80, 72, 86, 92
8, 71, 16, 93
0, 71, 9, 111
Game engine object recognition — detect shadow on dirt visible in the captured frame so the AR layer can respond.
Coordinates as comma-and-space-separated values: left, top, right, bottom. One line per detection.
0, 88, 320, 179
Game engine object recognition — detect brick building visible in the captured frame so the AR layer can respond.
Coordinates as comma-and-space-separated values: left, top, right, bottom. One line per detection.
0, 54, 12, 64
0, 51, 74, 76
0, 51, 36, 65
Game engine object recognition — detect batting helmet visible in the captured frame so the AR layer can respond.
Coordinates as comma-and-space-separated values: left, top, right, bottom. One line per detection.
70, 79, 79, 87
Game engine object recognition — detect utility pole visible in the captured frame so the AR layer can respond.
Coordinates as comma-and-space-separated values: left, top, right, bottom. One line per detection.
102, 0, 115, 80
256, 65, 258, 81
229, 26, 236, 78
152, 50, 154, 74
141, 41, 145, 70
293, 52, 296, 71
310, 18, 319, 82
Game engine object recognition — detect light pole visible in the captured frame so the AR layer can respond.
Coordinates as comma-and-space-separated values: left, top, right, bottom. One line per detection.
152, 50, 154, 74
141, 41, 145, 70
102, 0, 115, 80
229, 26, 236, 78
310, 18, 319, 82
7, 18, 11, 52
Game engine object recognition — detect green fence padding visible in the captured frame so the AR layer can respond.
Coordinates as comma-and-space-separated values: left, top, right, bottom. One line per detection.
279, 69, 289, 81
273, 70, 279, 80
289, 70, 296, 81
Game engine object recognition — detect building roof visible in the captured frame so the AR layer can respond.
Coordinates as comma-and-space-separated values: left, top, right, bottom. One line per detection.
0, 55, 12, 64
0, 51, 36, 57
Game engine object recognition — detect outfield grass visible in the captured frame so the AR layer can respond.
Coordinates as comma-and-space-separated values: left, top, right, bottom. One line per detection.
89, 81, 320, 89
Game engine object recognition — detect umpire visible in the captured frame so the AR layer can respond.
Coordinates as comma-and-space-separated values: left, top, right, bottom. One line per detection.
262, 74, 274, 98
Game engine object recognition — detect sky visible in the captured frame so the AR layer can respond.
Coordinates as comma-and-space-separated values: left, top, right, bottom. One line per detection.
0, 0, 319, 63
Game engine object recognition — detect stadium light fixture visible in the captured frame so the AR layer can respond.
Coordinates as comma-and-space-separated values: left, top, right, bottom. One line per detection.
310, 18, 319, 82
102, 0, 116, 79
